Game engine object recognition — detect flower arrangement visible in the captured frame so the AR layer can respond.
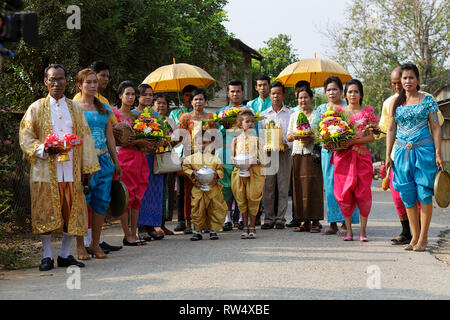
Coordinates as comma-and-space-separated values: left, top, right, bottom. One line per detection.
295, 112, 313, 137
348, 106, 379, 138
44, 133, 62, 149
132, 108, 173, 153
44, 133, 83, 161
133, 108, 172, 141
315, 106, 354, 150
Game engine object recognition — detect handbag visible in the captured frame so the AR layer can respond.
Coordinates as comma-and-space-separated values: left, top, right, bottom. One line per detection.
153, 148, 182, 174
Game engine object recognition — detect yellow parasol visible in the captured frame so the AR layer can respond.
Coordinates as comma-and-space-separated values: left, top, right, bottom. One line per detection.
276, 56, 352, 88
142, 59, 216, 93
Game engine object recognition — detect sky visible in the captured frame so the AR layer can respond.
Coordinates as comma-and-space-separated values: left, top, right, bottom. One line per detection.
223, 0, 351, 60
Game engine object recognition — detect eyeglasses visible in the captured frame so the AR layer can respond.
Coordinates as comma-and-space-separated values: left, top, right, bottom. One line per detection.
47, 77, 66, 84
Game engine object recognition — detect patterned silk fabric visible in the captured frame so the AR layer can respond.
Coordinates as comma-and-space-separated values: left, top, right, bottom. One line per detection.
395, 95, 438, 140
19, 96, 100, 235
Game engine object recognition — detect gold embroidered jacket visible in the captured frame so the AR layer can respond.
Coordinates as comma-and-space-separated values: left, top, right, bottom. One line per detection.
19, 96, 100, 235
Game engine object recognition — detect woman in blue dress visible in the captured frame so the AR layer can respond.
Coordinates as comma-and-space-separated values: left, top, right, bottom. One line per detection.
133, 85, 166, 241
386, 63, 444, 252
75, 68, 122, 259
313, 76, 360, 236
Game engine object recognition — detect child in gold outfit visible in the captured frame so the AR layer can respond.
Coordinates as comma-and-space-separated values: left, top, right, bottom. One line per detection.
182, 135, 228, 240
231, 109, 266, 239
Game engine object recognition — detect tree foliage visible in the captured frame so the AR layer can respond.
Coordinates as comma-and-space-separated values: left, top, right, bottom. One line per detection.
251, 34, 299, 106
0, 0, 242, 110
323, 0, 449, 159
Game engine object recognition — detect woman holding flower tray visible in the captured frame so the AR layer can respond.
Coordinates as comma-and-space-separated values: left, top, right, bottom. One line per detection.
313, 76, 360, 236
287, 87, 323, 233
137, 93, 175, 241
112, 81, 150, 246
331, 79, 379, 242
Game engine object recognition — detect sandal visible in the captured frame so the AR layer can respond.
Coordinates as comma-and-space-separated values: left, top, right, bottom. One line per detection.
241, 228, 249, 239
248, 228, 256, 239
413, 243, 427, 252
87, 245, 107, 259
390, 234, 410, 245
321, 227, 338, 235
310, 225, 321, 233
190, 233, 202, 241
293, 224, 310, 232
138, 232, 153, 242
77, 246, 91, 261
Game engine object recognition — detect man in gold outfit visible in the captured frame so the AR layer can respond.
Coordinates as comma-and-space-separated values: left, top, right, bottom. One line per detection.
19, 64, 99, 271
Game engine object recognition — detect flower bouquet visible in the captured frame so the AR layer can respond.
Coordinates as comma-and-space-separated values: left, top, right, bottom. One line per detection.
315, 107, 354, 151
294, 112, 313, 138
133, 108, 173, 153
44, 133, 83, 161
348, 106, 379, 136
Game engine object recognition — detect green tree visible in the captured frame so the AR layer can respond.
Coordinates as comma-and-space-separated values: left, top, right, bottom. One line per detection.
0, 0, 242, 110
323, 0, 449, 160
251, 34, 299, 106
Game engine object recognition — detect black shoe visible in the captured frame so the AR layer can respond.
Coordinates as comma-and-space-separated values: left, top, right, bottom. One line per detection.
86, 246, 110, 255
149, 230, 164, 240
222, 222, 233, 231
190, 233, 203, 241
174, 221, 186, 232
261, 223, 275, 229
286, 219, 301, 228
100, 241, 122, 252
209, 232, 219, 240
57, 255, 85, 268
39, 257, 54, 271
238, 221, 244, 230
275, 222, 285, 229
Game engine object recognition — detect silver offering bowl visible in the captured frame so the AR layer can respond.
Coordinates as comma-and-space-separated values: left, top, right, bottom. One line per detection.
195, 166, 216, 191
234, 153, 255, 178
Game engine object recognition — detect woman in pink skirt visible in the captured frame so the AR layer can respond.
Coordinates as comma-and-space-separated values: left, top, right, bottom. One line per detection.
333, 79, 379, 242
113, 81, 150, 246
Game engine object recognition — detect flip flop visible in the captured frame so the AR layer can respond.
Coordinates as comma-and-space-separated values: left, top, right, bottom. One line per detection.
359, 236, 369, 242
343, 236, 353, 241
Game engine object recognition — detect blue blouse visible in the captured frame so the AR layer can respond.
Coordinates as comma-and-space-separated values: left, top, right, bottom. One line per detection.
395, 95, 438, 142
83, 104, 113, 150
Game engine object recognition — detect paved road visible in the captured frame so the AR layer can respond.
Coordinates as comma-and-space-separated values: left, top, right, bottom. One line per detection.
1, 182, 449, 300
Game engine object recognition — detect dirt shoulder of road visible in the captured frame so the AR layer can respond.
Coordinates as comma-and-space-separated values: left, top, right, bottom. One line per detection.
0, 219, 122, 270
430, 230, 450, 265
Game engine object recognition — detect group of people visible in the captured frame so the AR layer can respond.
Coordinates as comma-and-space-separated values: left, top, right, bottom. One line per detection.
18, 60, 444, 272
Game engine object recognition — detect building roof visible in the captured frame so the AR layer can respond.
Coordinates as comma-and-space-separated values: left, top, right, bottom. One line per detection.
434, 84, 450, 98
229, 38, 263, 61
